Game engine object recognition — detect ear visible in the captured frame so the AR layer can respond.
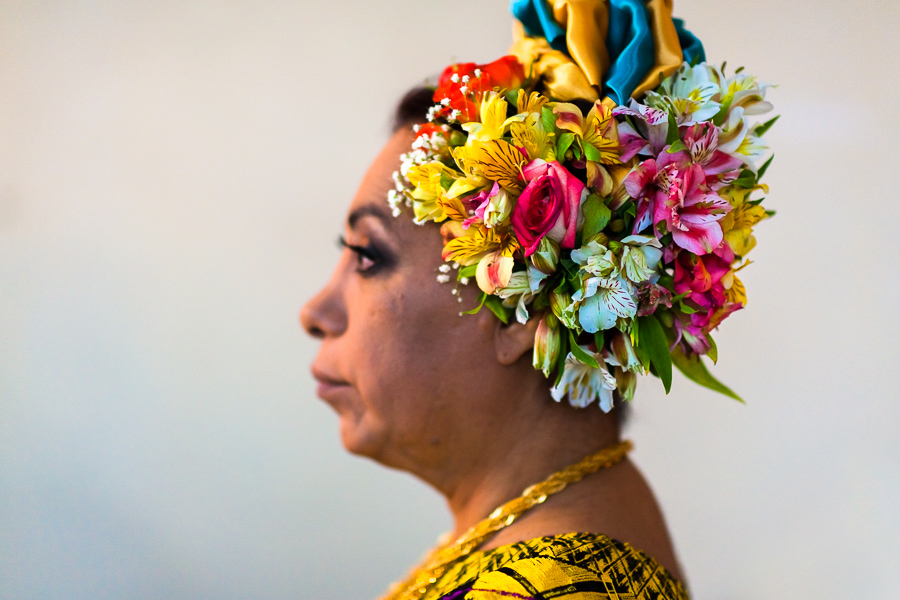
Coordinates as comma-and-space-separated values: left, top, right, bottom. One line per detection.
494, 315, 541, 366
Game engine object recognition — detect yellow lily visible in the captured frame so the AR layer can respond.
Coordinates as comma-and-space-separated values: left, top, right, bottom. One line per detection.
441, 223, 501, 266
550, 100, 621, 192
509, 113, 556, 162
724, 272, 747, 305
516, 89, 548, 116
453, 139, 526, 194
441, 222, 519, 267
551, 100, 621, 165
462, 92, 525, 143
719, 184, 768, 257
406, 161, 466, 223
406, 162, 449, 197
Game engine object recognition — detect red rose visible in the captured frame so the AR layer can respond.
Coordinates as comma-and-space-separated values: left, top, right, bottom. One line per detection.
511, 160, 586, 257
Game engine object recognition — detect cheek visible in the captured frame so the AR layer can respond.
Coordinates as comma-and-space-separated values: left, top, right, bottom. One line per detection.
344, 273, 490, 439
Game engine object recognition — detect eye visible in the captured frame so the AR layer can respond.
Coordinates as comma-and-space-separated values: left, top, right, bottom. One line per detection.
339, 236, 383, 274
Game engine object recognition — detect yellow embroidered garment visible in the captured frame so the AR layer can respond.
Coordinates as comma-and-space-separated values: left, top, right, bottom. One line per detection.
421, 533, 688, 600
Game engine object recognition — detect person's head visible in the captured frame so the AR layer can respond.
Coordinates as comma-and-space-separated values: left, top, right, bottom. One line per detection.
300, 90, 565, 476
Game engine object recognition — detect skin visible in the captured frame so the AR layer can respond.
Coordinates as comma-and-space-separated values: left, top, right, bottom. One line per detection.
301, 128, 684, 582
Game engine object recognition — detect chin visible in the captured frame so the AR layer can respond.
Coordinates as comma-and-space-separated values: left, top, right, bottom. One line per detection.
337, 414, 388, 461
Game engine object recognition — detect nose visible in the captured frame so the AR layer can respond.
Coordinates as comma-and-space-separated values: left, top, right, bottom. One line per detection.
300, 276, 346, 340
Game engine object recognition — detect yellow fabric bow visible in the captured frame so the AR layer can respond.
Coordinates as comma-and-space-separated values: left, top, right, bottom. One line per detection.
509, 0, 686, 103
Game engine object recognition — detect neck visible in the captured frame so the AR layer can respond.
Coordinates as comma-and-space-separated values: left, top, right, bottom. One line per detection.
438, 394, 621, 539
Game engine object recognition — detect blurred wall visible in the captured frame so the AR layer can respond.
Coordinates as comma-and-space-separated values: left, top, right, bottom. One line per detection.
1, 1, 898, 598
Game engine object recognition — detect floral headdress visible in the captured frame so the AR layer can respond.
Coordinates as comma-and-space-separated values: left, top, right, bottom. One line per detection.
390, 0, 776, 411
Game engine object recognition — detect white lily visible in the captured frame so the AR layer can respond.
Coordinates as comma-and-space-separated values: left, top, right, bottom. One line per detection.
619, 235, 663, 284
496, 271, 541, 324
572, 276, 637, 333
571, 240, 618, 278
645, 62, 722, 125
550, 348, 617, 411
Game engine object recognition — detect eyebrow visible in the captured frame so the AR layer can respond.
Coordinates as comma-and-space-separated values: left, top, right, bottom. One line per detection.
347, 204, 393, 229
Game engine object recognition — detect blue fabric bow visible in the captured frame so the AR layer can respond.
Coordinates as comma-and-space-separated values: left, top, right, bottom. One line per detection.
510, 0, 706, 104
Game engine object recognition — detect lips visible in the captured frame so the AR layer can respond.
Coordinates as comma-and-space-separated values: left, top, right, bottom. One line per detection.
311, 365, 352, 402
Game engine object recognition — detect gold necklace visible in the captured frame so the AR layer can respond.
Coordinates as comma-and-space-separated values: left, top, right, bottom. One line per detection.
378, 439, 634, 600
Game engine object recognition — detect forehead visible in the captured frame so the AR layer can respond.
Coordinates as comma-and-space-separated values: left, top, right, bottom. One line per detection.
348, 129, 416, 219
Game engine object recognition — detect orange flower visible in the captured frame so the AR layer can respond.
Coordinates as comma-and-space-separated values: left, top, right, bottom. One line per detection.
434, 56, 526, 123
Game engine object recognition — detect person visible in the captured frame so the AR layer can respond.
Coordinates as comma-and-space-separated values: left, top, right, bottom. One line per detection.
301, 1, 774, 598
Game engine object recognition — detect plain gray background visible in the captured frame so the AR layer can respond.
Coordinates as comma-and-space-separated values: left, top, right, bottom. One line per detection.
1, 0, 898, 598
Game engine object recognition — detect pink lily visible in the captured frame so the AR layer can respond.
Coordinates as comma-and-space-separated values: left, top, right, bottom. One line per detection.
672, 250, 741, 354
475, 249, 514, 295
462, 182, 506, 229
655, 164, 731, 255
624, 158, 670, 234
612, 100, 669, 162
662, 123, 743, 189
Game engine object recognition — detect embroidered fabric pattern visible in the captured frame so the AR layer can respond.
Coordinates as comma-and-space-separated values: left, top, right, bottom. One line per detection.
428, 533, 688, 600
390, 0, 776, 410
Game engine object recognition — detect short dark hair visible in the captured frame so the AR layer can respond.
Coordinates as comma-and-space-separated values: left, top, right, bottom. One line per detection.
392, 86, 435, 131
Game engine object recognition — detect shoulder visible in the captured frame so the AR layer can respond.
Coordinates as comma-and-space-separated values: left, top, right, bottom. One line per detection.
433, 533, 688, 600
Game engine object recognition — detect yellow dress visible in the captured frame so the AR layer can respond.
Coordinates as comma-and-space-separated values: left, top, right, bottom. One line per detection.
419, 532, 688, 600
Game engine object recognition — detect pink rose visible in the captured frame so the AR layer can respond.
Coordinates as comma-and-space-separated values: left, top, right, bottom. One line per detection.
511, 160, 586, 257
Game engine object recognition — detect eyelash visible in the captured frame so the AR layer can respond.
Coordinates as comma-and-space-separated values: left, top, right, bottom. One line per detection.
338, 236, 382, 274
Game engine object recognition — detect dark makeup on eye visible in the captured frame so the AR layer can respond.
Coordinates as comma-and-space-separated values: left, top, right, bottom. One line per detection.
338, 235, 387, 275
340, 202, 400, 276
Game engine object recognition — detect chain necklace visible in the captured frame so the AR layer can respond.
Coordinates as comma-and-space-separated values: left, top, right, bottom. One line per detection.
378, 439, 634, 600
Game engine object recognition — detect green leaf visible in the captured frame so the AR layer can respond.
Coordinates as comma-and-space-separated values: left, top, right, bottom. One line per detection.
637, 315, 672, 394
571, 140, 583, 160
458, 264, 477, 281
593, 332, 605, 353
582, 143, 605, 163
656, 308, 674, 329
656, 274, 675, 293
678, 302, 698, 315
706, 334, 718, 364
633, 343, 651, 371
581, 194, 612, 241
542, 106, 557, 135
557, 132, 576, 160
670, 346, 744, 402
463, 292, 487, 315
568, 330, 599, 368
712, 97, 733, 127
666, 112, 680, 145
554, 331, 570, 385
560, 257, 579, 277
484, 295, 510, 325
765, 209, 777, 218
755, 115, 780, 138
666, 139, 687, 154
731, 170, 758, 189
757, 154, 775, 180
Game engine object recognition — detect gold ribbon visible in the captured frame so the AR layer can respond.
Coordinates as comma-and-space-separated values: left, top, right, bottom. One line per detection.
509, 0, 686, 103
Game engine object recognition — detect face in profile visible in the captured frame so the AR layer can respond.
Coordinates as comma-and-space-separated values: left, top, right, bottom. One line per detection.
301, 129, 539, 471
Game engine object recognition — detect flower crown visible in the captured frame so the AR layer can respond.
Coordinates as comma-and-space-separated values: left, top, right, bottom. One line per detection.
390, 1, 775, 411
